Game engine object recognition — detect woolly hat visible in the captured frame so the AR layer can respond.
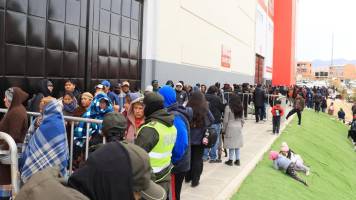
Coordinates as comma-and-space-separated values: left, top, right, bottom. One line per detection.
269, 151, 279, 160
82, 92, 94, 100
280, 142, 289, 152
143, 92, 164, 117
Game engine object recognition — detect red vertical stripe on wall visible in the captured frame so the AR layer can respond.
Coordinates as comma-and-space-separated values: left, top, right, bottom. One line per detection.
272, 0, 296, 86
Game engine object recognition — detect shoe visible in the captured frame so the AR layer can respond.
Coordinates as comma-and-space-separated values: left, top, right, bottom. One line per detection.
191, 181, 199, 187
306, 170, 310, 176
354, 146, 356, 151
234, 160, 240, 166
209, 159, 222, 163
185, 178, 191, 183
225, 160, 233, 166
203, 158, 209, 162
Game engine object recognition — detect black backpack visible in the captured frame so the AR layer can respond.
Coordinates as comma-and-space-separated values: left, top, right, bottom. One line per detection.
203, 127, 218, 148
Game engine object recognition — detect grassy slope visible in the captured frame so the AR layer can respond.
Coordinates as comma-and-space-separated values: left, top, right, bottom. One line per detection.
233, 110, 356, 200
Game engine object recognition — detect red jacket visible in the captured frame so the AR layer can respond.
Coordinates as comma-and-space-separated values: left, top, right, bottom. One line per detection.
271, 105, 284, 117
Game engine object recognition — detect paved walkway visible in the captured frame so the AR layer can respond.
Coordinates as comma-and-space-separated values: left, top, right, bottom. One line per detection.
181, 110, 292, 200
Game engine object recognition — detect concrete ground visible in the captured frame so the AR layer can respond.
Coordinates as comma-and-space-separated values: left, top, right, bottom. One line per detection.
180, 108, 292, 200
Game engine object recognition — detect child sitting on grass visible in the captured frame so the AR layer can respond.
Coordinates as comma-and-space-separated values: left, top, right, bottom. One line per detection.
348, 114, 356, 150
280, 142, 310, 175
269, 151, 308, 186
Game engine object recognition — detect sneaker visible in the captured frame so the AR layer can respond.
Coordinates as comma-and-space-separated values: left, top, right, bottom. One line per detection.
191, 181, 199, 187
354, 146, 356, 151
209, 159, 222, 163
203, 158, 209, 162
306, 170, 310, 176
225, 160, 233, 166
234, 160, 240, 166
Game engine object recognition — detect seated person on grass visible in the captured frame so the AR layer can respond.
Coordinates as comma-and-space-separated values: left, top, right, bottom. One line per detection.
279, 142, 310, 175
269, 151, 308, 186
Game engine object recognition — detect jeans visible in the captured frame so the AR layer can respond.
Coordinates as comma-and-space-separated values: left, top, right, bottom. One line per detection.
228, 148, 240, 161
203, 123, 221, 160
255, 106, 264, 122
272, 116, 281, 134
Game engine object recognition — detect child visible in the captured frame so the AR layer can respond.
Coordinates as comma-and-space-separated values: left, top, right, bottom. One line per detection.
337, 108, 346, 123
348, 114, 356, 150
269, 151, 308, 186
280, 142, 310, 175
271, 100, 284, 134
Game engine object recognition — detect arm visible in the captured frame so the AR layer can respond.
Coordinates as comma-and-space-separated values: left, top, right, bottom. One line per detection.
222, 106, 229, 133
273, 160, 279, 170
171, 117, 188, 164
135, 127, 159, 153
280, 107, 285, 116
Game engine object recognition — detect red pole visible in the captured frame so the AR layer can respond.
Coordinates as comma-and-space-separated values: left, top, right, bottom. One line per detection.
171, 174, 176, 200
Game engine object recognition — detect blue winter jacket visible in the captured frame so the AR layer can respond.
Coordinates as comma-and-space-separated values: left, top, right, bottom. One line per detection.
159, 86, 192, 172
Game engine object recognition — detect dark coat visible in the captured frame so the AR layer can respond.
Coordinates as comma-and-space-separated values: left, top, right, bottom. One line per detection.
0, 87, 29, 185
205, 94, 225, 124
253, 87, 266, 107
190, 111, 214, 146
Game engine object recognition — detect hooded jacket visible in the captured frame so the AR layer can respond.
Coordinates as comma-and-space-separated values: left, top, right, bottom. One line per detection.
0, 87, 29, 185
126, 97, 145, 143
28, 79, 53, 112
253, 86, 266, 107
159, 86, 192, 173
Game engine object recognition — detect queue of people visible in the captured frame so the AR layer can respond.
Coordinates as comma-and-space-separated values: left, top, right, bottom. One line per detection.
1, 79, 353, 200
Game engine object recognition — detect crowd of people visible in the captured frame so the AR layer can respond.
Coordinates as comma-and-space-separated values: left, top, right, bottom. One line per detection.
0, 79, 355, 200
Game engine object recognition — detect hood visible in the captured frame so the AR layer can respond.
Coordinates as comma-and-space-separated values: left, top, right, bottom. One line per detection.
9, 87, 29, 110
158, 85, 176, 107
68, 142, 134, 200
38, 79, 52, 97
88, 93, 114, 117
167, 104, 193, 122
127, 96, 144, 123
146, 109, 174, 127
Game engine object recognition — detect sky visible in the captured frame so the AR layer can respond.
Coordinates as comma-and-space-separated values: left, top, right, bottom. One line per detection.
296, 0, 356, 61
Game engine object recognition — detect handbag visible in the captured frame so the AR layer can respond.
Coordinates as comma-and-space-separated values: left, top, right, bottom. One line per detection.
202, 127, 217, 148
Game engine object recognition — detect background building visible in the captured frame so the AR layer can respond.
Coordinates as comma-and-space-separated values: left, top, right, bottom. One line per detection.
313, 67, 329, 80
0, 0, 297, 98
296, 61, 312, 80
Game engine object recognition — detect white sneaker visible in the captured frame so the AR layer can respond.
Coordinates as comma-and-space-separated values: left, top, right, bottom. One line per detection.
306, 170, 310, 176
354, 146, 356, 151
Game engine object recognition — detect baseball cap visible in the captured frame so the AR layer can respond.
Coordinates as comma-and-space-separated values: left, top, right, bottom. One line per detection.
102, 112, 127, 134
122, 81, 130, 87
101, 80, 111, 88
121, 142, 167, 200
96, 84, 104, 89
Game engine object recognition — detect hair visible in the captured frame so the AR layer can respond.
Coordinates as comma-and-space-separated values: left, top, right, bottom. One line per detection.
207, 85, 218, 94
65, 79, 76, 85
187, 92, 209, 128
229, 94, 243, 119
63, 92, 75, 99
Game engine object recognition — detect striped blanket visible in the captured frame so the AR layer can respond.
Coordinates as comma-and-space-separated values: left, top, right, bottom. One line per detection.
21, 99, 69, 183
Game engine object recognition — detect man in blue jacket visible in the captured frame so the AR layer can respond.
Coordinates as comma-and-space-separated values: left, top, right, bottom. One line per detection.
159, 86, 192, 200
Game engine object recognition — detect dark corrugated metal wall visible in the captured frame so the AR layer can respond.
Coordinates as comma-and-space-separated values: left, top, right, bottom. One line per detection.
0, 0, 143, 100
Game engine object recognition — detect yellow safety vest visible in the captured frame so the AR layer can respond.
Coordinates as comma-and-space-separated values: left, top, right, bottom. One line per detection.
139, 121, 177, 174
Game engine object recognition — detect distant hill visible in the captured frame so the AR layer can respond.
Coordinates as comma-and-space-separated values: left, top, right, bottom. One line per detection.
311, 59, 356, 68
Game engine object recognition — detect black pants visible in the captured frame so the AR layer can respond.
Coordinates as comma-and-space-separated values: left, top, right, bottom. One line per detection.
286, 108, 302, 125
286, 163, 308, 186
185, 146, 204, 185
255, 106, 264, 122
272, 116, 281, 134
173, 172, 186, 200
314, 103, 320, 112
243, 102, 248, 118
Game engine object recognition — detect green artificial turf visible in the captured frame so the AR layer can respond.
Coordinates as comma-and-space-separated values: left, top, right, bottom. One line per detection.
232, 110, 356, 200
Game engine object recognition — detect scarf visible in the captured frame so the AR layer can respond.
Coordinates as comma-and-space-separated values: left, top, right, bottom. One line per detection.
21, 99, 69, 183
63, 98, 78, 114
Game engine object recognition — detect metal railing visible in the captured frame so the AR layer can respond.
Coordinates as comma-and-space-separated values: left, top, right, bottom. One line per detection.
222, 92, 288, 121
0, 108, 104, 176
0, 132, 19, 197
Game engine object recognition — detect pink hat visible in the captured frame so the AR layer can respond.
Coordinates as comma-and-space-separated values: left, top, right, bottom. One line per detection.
269, 151, 279, 160
280, 142, 289, 152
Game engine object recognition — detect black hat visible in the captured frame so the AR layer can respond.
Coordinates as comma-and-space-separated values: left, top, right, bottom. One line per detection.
143, 92, 164, 117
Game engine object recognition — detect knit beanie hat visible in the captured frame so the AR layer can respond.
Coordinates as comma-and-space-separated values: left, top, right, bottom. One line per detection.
143, 92, 164, 117
281, 142, 289, 152
81, 92, 94, 100
269, 151, 279, 160
5, 88, 14, 102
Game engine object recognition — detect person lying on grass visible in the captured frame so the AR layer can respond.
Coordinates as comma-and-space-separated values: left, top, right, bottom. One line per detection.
280, 142, 310, 175
269, 151, 308, 186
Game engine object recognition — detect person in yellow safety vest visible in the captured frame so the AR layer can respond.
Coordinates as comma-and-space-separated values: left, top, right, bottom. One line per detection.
135, 92, 177, 195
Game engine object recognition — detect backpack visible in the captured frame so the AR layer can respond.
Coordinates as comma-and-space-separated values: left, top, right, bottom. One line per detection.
351, 121, 356, 132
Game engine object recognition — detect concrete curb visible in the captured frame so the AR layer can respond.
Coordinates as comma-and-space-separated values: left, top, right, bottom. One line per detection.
216, 116, 294, 200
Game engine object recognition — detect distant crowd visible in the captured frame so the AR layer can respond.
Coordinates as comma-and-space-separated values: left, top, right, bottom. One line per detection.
1, 78, 356, 200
